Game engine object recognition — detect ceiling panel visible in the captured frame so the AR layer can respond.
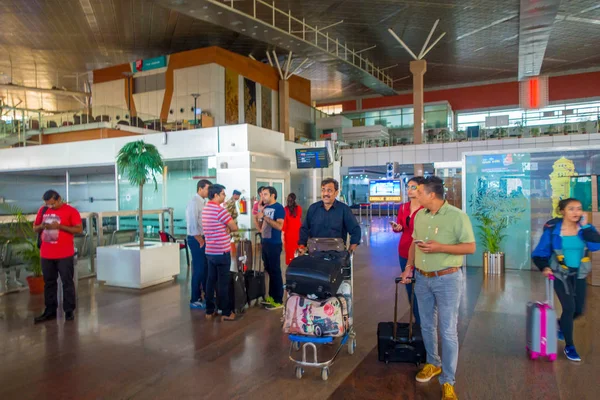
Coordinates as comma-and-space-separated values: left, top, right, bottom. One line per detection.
0, 0, 596, 110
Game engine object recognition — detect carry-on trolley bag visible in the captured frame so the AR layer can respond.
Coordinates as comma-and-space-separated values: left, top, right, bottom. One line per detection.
244, 233, 266, 306
526, 275, 557, 361
377, 277, 426, 365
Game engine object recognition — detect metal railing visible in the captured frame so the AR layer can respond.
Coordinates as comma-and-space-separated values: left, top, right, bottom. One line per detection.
95, 208, 175, 247
212, 0, 393, 88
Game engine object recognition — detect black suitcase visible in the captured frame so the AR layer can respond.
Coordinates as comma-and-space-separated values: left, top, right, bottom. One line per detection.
229, 269, 248, 314
285, 252, 345, 299
245, 233, 266, 304
377, 277, 427, 365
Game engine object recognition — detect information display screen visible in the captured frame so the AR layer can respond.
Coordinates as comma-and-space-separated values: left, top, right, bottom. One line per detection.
296, 148, 330, 169
369, 179, 402, 203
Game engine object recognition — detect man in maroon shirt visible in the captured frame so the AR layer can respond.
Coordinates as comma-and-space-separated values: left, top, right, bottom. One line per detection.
33, 190, 83, 323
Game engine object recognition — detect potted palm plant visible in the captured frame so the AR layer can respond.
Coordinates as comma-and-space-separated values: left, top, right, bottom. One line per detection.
0, 204, 44, 294
97, 140, 180, 289
469, 186, 527, 275
116, 140, 164, 249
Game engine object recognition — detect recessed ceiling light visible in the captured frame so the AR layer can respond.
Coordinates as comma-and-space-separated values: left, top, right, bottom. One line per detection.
218, 11, 222, 14
189, 9, 194, 13
203, 6, 208, 9
242, 28, 246, 31
254, 26, 258, 29
252, 32, 256, 36
264, 30, 268, 33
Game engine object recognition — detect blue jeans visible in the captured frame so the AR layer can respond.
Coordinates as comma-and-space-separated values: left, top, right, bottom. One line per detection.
399, 256, 420, 326
206, 253, 232, 317
262, 242, 283, 304
414, 268, 463, 386
187, 236, 207, 303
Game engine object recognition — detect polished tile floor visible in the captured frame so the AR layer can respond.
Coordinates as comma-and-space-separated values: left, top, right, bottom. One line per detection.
0, 219, 598, 400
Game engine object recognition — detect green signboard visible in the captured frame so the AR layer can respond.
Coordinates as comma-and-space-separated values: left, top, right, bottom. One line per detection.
132, 56, 167, 72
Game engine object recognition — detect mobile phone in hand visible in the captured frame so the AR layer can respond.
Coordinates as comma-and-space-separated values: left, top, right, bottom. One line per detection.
414, 240, 425, 245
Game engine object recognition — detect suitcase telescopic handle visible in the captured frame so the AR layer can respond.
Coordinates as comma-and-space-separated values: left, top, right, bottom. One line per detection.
393, 277, 416, 341
546, 275, 555, 307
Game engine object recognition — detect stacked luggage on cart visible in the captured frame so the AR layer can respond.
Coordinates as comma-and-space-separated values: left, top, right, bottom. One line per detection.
283, 238, 356, 381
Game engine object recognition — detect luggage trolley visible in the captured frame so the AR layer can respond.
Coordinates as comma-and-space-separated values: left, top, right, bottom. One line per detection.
287, 253, 356, 381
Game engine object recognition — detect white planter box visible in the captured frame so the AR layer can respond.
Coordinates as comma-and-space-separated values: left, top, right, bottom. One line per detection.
97, 242, 181, 289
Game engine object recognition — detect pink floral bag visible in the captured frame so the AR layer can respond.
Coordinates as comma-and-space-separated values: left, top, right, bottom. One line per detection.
283, 294, 349, 337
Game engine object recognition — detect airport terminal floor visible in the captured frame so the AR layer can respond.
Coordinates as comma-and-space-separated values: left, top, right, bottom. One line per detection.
1, 218, 599, 400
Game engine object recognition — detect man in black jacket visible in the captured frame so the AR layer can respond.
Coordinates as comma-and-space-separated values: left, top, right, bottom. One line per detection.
298, 178, 361, 253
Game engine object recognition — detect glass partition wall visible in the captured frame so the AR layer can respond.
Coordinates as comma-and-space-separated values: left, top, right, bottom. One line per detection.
117, 156, 215, 236
464, 147, 600, 270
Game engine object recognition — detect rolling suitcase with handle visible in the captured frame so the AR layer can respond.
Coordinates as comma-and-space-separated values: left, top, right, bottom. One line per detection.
526, 275, 557, 361
377, 277, 426, 365
245, 233, 266, 306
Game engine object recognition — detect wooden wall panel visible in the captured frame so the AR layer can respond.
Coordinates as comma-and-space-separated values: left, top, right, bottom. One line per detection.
93, 47, 311, 121
93, 64, 133, 84
41, 129, 136, 145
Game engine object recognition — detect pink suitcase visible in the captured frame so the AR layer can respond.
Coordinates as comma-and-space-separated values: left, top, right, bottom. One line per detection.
526, 276, 557, 361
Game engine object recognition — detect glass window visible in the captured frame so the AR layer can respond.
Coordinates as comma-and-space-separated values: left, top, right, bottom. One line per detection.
424, 110, 448, 128
402, 112, 414, 128
465, 149, 600, 271
570, 176, 592, 212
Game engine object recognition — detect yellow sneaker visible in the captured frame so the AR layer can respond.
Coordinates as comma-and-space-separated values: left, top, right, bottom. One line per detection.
442, 383, 458, 400
415, 363, 442, 383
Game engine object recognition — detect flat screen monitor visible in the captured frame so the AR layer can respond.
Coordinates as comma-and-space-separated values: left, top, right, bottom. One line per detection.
296, 147, 330, 169
369, 179, 402, 203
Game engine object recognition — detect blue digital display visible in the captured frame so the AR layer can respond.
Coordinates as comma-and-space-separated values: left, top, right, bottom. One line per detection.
296, 148, 330, 169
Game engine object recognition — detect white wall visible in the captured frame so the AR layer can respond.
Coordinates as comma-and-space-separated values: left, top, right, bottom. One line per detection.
0, 128, 220, 172
168, 64, 225, 125
341, 133, 600, 167
133, 90, 165, 119
91, 80, 127, 115
216, 125, 292, 230
289, 98, 313, 139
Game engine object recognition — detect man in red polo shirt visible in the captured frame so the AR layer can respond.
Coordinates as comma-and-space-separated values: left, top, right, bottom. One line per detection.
33, 190, 83, 323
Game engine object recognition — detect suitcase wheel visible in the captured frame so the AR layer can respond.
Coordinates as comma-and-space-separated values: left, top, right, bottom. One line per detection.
347, 338, 356, 355
528, 349, 539, 360
321, 367, 329, 381
295, 366, 304, 379
548, 354, 556, 362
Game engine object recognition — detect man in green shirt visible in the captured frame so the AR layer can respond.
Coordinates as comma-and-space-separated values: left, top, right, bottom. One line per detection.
400, 176, 475, 400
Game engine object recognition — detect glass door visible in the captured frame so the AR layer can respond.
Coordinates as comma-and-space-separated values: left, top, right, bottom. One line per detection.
256, 179, 285, 205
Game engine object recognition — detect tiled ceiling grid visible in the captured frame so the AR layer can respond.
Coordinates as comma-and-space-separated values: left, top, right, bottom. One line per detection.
0, 0, 597, 110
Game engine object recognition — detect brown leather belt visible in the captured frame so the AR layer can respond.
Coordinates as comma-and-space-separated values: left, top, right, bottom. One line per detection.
416, 267, 460, 278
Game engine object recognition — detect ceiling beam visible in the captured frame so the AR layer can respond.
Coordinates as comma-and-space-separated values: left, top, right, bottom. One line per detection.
518, 0, 561, 80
